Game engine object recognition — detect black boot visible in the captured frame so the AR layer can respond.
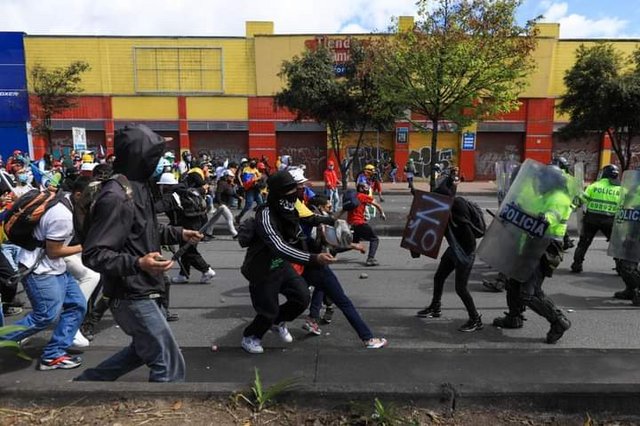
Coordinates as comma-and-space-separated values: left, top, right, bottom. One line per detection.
570, 262, 582, 273
546, 316, 571, 344
417, 303, 441, 318
492, 312, 524, 329
614, 289, 635, 300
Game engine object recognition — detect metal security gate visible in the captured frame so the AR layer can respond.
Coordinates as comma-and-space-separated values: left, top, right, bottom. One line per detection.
276, 131, 327, 181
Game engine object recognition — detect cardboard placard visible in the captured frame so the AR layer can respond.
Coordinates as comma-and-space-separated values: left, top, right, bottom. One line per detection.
400, 190, 454, 258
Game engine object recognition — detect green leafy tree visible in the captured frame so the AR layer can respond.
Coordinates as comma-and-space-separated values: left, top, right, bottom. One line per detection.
368, 0, 539, 188
275, 41, 402, 189
30, 61, 91, 154
558, 43, 640, 171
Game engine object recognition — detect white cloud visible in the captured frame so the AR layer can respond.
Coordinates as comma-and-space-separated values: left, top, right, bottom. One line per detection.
0, 0, 417, 36
540, 1, 634, 38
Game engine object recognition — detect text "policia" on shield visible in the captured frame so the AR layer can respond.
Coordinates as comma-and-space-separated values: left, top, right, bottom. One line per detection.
499, 202, 549, 238
616, 208, 640, 223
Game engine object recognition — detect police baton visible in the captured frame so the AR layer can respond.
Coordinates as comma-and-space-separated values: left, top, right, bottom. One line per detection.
485, 208, 496, 218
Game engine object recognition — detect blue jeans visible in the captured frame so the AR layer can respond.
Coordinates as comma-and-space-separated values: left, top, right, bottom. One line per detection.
304, 265, 373, 340
325, 188, 340, 211
237, 188, 263, 220
75, 298, 185, 382
3, 272, 86, 360
2, 244, 20, 271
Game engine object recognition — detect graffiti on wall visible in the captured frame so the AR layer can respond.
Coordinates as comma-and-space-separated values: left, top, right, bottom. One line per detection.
347, 146, 393, 174
199, 147, 248, 164
553, 148, 599, 180
280, 146, 327, 180
408, 146, 456, 178
475, 145, 520, 180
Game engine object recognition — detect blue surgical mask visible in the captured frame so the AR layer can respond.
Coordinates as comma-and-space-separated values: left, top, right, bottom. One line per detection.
154, 159, 165, 179
18, 173, 28, 184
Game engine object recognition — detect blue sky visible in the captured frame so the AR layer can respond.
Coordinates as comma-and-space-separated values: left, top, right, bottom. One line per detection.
1, 0, 639, 38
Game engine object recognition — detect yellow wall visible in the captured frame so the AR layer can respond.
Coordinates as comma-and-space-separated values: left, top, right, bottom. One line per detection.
186, 97, 248, 120
254, 36, 310, 96
409, 131, 459, 166
25, 37, 256, 96
112, 97, 178, 120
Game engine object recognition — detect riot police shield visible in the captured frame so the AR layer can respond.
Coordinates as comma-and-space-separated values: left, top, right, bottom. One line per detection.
478, 159, 580, 282
495, 160, 520, 206
607, 170, 640, 262
574, 162, 585, 236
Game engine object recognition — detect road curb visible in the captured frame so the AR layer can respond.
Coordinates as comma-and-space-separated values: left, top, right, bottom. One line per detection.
3, 382, 640, 414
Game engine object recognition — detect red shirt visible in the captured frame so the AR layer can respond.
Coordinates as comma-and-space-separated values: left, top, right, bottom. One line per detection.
347, 193, 374, 226
324, 168, 338, 189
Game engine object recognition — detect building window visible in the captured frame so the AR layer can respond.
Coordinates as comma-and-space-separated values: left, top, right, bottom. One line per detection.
134, 47, 223, 94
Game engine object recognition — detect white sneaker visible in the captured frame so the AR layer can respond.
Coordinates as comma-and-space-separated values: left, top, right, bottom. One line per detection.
201, 268, 216, 283
241, 336, 264, 354
72, 331, 90, 348
171, 274, 188, 284
271, 322, 293, 343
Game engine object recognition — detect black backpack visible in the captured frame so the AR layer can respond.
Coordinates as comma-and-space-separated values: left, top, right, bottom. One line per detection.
3, 189, 72, 250
179, 188, 207, 217
237, 217, 257, 248
460, 198, 486, 238
74, 174, 132, 244
341, 189, 361, 211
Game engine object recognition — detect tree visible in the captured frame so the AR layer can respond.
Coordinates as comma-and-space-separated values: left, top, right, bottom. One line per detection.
557, 43, 640, 171
367, 0, 539, 188
30, 61, 91, 154
275, 42, 402, 190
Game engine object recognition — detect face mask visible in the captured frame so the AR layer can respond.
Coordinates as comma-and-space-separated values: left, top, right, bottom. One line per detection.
278, 193, 298, 211
17, 173, 28, 184
153, 159, 165, 179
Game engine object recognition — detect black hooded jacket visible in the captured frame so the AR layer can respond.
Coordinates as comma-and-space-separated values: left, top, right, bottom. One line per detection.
434, 176, 476, 256
82, 125, 183, 299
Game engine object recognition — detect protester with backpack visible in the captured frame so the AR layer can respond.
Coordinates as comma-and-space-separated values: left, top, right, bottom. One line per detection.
417, 173, 484, 332
1, 179, 87, 370
75, 124, 203, 382
170, 169, 216, 284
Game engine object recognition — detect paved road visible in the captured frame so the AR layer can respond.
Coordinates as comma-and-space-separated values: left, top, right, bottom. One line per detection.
3, 234, 639, 408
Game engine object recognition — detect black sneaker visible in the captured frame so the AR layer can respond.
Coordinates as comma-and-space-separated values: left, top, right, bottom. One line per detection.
546, 316, 571, 344
321, 307, 334, 324
80, 324, 95, 341
166, 311, 180, 322
38, 354, 82, 370
492, 312, 524, 329
614, 289, 635, 300
570, 262, 582, 273
416, 304, 441, 318
2, 305, 23, 316
458, 316, 483, 332
482, 279, 505, 292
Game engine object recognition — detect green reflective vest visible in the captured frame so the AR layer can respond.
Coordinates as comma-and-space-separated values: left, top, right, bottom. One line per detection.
585, 178, 621, 215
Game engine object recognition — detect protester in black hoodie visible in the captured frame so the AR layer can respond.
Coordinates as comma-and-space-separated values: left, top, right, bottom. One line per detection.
416, 172, 483, 332
240, 171, 334, 354
76, 124, 202, 382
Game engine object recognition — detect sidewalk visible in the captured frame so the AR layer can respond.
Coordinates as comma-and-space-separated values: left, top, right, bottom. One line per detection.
308, 180, 498, 196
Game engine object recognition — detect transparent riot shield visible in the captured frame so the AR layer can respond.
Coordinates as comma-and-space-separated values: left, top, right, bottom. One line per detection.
607, 170, 640, 262
495, 160, 520, 206
574, 161, 585, 236
478, 159, 580, 282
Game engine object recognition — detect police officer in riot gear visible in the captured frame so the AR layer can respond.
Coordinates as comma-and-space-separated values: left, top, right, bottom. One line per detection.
549, 156, 575, 250
571, 164, 620, 273
492, 164, 573, 343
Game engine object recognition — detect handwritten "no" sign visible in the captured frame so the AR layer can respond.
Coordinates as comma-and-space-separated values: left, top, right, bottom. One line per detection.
401, 190, 454, 259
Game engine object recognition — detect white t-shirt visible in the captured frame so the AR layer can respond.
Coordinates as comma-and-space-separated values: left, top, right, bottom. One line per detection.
18, 196, 74, 275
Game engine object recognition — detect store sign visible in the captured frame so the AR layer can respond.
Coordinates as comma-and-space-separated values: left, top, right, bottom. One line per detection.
462, 132, 476, 151
305, 36, 353, 76
396, 126, 409, 144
